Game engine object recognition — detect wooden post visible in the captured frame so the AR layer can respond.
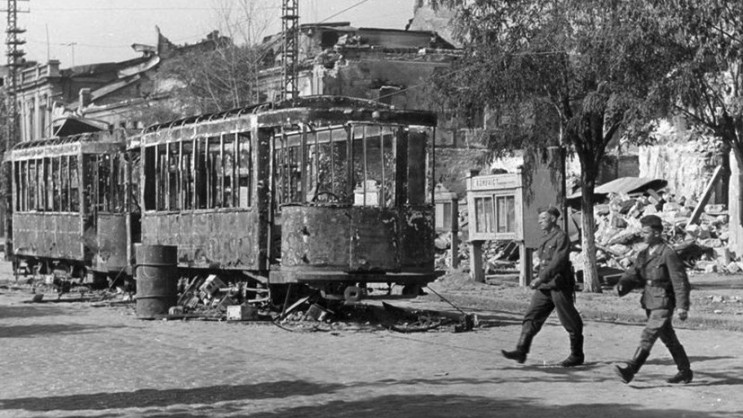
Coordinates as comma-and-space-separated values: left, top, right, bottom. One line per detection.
469, 240, 484, 283
519, 242, 532, 287
449, 197, 459, 269
688, 165, 724, 225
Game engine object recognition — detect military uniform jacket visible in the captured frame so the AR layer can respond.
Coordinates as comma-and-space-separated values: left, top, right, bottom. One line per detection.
536, 227, 574, 291
617, 242, 690, 311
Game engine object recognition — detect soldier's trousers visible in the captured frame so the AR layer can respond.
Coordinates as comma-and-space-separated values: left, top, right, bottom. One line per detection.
640, 309, 683, 352
522, 288, 583, 339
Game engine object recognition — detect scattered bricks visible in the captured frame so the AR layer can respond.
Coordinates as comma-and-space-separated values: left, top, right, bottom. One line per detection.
216, 295, 235, 312
704, 263, 718, 273
711, 295, 724, 303
226, 305, 257, 321
698, 224, 712, 240
699, 238, 723, 248
727, 262, 741, 274
304, 303, 331, 321
705, 204, 727, 215
607, 229, 639, 246
199, 275, 226, 297
715, 247, 732, 265
685, 224, 700, 238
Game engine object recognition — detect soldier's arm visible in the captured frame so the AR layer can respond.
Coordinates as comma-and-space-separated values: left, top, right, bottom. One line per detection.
616, 260, 642, 297
666, 248, 691, 311
538, 231, 570, 282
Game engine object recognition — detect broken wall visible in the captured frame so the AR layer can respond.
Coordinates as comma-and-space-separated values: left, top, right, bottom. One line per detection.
638, 138, 723, 203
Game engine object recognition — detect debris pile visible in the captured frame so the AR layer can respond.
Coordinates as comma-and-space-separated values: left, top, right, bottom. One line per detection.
434, 189, 737, 278
173, 274, 271, 320
587, 192, 732, 275
277, 298, 477, 333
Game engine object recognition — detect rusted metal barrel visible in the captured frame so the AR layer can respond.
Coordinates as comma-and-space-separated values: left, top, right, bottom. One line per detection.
135, 244, 178, 319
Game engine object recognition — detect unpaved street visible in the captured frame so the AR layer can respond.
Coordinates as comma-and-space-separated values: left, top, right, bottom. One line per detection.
1, 270, 742, 418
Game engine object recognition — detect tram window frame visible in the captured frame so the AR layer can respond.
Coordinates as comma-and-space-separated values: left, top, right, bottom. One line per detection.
28, 160, 37, 211
61, 156, 70, 212
181, 140, 194, 210
222, 133, 235, 208
14, 155, 78, 214
350, 125, 398, 208
143, 145, 156, 210
274, 124, 403, 208
69, 156, 80, 212
237, 133, 251, 208
52, 157, 60, 211
144, 131, 252, 212
44, 158, 53, 211
94, 153, 126, 214
37, 158, 46, 211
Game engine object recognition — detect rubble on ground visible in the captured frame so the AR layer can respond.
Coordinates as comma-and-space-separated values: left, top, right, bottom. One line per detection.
434, 190, 738, 280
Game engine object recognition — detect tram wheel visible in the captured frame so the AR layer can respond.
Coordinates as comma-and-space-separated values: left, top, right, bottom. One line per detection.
343, 286, 362, 302
402, 284, 423, 297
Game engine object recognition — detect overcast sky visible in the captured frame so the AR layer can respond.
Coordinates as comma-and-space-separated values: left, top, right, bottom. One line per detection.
8, 0, 416, 68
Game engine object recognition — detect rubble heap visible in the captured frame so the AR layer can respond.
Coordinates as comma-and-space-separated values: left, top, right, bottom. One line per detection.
435, 191, 737, 279
582, 192, 734, 276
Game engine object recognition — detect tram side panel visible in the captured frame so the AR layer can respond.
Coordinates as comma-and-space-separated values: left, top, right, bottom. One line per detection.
13, 212, 83, 261
138, 129, 266, 271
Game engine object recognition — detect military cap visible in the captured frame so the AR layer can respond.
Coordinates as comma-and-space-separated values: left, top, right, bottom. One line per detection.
539, 206, 561, 219
640, 214, 663, 231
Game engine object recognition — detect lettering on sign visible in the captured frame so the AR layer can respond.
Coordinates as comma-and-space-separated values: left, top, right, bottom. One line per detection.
470, 174, 521, 191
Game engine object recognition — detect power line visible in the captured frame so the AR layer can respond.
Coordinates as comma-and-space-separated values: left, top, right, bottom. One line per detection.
319, 0, 370, 23
33, 7, 279, 12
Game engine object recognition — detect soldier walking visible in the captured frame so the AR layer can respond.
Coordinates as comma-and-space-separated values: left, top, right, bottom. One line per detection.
502, 207, 585, 367
614, 214, 693, 384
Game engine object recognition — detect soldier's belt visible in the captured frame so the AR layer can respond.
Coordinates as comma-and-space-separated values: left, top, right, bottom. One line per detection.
645, 279, 670, 288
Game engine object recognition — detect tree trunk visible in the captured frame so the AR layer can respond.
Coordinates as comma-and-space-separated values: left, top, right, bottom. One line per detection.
729, 146, 743, 254
580, 182, 602, 293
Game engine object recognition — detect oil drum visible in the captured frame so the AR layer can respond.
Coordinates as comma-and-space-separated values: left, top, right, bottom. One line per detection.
135, 244, 178, 319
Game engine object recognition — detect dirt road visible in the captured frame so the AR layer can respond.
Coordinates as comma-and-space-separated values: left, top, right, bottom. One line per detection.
1, 270, 742, 417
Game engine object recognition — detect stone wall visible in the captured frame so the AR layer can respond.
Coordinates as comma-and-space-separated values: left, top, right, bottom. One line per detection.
638, 138, 723, 202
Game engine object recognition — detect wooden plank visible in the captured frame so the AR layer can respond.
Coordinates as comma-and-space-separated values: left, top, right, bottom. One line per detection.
688, 165, 724, 225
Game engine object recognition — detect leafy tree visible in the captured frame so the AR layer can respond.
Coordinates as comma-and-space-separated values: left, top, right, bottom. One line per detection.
431, 0, 678, 291
650, 1, 743, 224
153, 0, 272, 115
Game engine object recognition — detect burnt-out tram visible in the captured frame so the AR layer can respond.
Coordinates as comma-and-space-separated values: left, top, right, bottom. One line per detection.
9, 96, 440, 304
8, 131, 136, 283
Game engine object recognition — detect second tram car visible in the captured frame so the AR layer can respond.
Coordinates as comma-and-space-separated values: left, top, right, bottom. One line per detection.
9, 131, 137, 283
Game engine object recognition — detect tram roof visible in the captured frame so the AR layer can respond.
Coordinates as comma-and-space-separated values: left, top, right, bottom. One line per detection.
8, 130, 126, 160
140, 95, 438, 137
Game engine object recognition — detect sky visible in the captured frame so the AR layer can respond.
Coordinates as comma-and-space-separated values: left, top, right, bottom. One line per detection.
7, 0, 417, 68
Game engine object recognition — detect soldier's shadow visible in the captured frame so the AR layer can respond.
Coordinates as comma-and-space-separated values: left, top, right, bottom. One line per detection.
633, 356, 741, 388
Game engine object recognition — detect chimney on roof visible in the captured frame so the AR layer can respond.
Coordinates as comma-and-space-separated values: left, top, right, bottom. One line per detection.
78, 88, 92, 112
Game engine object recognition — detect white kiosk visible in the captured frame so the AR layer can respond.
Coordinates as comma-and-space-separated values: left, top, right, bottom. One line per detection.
465, 147, 565, 285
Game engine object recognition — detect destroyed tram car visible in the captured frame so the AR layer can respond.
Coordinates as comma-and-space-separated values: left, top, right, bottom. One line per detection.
7, 95, 442, 306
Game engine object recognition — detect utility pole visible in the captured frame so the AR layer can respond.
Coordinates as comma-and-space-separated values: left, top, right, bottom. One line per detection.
281, 0, 299, 100
2, 0, 28, 259
3, 0, 29, 151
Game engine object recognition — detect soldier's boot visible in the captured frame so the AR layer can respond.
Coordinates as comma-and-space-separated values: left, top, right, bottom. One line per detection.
501, 331, 534, 364
614, 347, 650, 384
560, 334, 585, 367
666, 344, 693, 384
